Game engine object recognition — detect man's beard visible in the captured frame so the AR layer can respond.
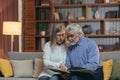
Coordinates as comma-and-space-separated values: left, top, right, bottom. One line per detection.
66, 40, 77, 47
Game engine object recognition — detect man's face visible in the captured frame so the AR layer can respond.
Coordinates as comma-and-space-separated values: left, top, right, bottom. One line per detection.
66, 30, 80, 46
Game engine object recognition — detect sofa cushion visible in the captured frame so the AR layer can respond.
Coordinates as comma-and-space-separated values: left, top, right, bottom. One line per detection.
110, 60, 120, 80
10, 60, 33, 77
0, 77, 37, 80
0, 58, 13, 78
33, 58, 44, 78
102, 59, 113, 80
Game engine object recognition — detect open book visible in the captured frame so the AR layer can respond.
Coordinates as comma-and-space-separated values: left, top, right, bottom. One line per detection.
48, 67, 94, 73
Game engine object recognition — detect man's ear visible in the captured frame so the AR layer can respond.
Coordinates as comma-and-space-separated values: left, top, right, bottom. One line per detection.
77, 32, 82, 37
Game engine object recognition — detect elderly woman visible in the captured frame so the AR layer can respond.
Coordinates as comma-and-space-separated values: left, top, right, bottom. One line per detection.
38, 23, 67, 80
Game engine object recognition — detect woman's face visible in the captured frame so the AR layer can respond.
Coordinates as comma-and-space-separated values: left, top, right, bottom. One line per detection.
56, 29, 65, 45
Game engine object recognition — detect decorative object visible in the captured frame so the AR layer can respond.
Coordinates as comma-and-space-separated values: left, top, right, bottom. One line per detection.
112, 0, 119, 2
92, 6, 100, 19
70, 0, 83, 4
104, 0, 110, 3
113, 42, 120, 50
105, 10, 119, 18
96, 29, 101, 34
77, 16, 85, 20
54, 12, 60, 20
41, 0, 50, 6
67, 12, 73, 20
94, 10, 100, 19
39, 23, 46, 36
108, 26, 118, 34
95, 0, 104, 3
82, 25, 93, 34
98, 44, 104, 51
3, 21, 22, 52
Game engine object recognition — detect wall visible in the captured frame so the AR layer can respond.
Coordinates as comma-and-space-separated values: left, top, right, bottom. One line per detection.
0, 0, 18, 58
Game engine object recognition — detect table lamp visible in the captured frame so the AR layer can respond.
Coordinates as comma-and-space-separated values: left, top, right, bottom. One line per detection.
3, 21, 22, 52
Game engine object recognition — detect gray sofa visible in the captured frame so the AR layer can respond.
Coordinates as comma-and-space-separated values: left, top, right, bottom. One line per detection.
100, 51, 120, 61
0, 52, 43, 80
0, 51, 120, 80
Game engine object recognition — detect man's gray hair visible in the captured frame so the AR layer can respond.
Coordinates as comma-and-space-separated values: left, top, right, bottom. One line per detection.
66, 23, 83, 35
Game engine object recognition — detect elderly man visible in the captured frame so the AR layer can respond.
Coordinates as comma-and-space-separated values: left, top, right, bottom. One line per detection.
62, 23, 103, 80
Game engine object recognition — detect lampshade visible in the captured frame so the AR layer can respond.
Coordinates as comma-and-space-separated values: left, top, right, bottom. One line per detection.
3, 21, 22, 35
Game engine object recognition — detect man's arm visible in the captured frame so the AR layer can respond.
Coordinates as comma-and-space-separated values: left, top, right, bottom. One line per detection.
81, 41, 101, 70
65, 50, 72, 68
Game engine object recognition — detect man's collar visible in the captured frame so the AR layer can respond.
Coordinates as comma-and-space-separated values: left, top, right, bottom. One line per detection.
76, 36, 84, 46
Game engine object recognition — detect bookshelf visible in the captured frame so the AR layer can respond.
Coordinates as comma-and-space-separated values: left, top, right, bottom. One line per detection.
23, 0, 120, 52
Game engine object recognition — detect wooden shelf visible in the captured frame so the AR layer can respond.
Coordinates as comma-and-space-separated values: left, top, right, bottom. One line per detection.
104, 18, 120, 21
36, 20, 68, 22
23, 0, 120, 52
100, 50, 120, 52
85, 34, 120, 38
36, 5, 51, 8
36, 18, 120, 22
87, 2, 120, 6
54, 3, 120, 7
36, 35, 50, 38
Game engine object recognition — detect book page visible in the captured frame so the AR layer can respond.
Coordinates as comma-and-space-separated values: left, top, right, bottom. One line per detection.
48, 67, 69, 73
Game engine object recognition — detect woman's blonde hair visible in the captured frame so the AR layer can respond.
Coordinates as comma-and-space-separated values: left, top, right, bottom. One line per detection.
50, 23, 65, 46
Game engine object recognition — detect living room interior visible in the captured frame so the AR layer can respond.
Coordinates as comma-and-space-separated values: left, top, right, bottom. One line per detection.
0, 0, 120, 80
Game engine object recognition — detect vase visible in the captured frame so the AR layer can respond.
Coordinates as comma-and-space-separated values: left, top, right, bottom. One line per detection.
40, 31, 46, 36
94, 11, 100, 19
67, 12, 73, 20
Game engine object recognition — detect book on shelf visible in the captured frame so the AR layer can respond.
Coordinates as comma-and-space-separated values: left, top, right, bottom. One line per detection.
48, 67, 94, 73
41, 0, 50, 6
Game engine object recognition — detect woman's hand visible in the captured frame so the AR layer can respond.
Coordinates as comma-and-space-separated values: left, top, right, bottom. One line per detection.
59, 63, 68, 71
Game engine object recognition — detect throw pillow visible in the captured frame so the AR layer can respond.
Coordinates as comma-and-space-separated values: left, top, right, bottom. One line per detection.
102, 59, 113, 80
0, 72, 3, 77
110, 60, 120, 80
33, 58, 44, 78
10, 60, 33, 77
0, 58, 13, 77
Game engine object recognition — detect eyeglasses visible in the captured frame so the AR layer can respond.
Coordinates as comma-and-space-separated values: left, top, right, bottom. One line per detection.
56, 34, 65, 37
66, 34, 75, 39
66, 33, 79, 39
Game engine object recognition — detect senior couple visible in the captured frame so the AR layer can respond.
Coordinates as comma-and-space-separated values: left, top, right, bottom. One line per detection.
38, 23, 104, 80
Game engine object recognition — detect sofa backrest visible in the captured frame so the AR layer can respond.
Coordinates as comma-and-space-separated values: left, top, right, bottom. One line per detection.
7, 52, 43, 60
100, 51, 120, 61
7, 51, 120, 61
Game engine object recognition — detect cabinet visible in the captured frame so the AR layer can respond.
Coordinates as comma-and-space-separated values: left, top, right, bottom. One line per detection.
23, 0, 120, 52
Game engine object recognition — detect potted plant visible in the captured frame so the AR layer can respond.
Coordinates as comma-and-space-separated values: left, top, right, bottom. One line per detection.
39, 23, 46, 36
